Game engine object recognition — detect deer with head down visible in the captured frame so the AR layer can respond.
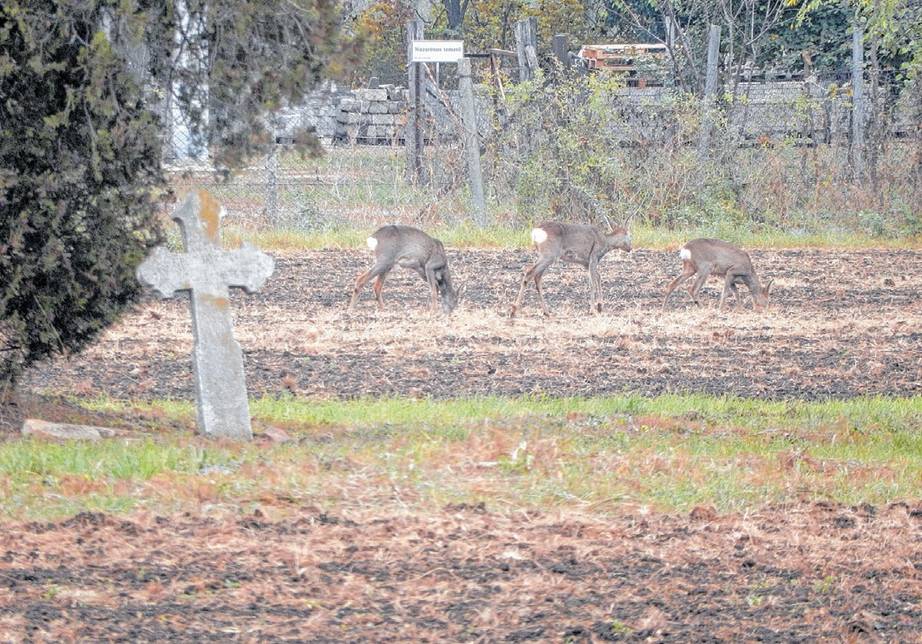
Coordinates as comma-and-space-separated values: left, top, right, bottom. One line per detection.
509, 221, 632, 318
662, 238, 773, 311
348, 225, 459, 313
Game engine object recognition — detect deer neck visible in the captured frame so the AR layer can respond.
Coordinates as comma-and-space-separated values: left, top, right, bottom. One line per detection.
601, 234, 620, 254
743, 273, 764, 297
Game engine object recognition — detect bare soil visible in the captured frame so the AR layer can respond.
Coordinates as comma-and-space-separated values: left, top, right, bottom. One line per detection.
22, 248, 922, 401
1, 502, 920, 640
6, 249, 922, 640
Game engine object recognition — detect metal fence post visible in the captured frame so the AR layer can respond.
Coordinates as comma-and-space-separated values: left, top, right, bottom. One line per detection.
266, 144, 279, 222
851, 19, 866, 178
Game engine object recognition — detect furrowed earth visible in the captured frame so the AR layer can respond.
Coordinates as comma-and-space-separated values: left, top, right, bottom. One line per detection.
1, 503, 920, 640
23, 248, 922, 400
5, 247, 922, 640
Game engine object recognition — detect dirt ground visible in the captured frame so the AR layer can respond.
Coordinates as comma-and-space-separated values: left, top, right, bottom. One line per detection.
0, 502, 919, 641
6, 248, 922, 641
23, 248, 922, 401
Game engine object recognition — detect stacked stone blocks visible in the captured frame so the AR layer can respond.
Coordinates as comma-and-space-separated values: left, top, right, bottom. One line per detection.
335, 85, 409, 144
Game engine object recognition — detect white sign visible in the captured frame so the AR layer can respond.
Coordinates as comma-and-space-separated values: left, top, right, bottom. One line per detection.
411, 40, 464, 63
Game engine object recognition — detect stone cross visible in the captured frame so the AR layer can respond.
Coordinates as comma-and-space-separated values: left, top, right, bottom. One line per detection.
137, 191, 274, 440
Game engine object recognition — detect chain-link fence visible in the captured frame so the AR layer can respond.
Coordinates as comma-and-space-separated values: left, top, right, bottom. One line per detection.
163, 60, 921, 236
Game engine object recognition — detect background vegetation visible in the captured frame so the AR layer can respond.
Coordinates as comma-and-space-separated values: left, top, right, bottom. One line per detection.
236, 0, 920, 243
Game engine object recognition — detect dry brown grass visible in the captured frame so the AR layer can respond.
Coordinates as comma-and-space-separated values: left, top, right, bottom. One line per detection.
1, 501, 919, 640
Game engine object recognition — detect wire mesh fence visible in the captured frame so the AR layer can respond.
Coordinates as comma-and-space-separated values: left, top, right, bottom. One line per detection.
162, 63, 921, 236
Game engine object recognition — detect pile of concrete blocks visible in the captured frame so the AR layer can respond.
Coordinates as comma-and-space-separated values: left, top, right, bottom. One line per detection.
272, 81, 350, 144
335, 85, 408, 144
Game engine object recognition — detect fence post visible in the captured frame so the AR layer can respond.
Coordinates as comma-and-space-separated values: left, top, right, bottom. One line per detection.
697, 24, 721, 160
552, 34, 570, 69
266, 144, 279, 222
266, 139, 280, 224
457, 58, 487, 226
851, 19, 866, 178
405, 20, 426, 185
515, 18, 538, 82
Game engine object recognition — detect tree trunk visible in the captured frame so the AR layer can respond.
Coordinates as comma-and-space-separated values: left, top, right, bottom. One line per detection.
443, 0, 469, 35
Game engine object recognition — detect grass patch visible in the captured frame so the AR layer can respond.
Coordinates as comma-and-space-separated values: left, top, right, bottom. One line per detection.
2, 393, 919, 521
82, 392, 922, 434
220, 222, 922, 251
169, 145, 922, 253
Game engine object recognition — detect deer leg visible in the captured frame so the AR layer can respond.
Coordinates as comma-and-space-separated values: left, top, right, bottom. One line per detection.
729, 281, 743, 310
348, 261, 389, 310
662, 265, 696, 309
510, 256, 554, 318
688, 267, 712, 306
372, 270, 390, 310
532, 257, 556, 317
534, 272, 551, 316
588, 257, 602, 314
531, 257, 560, 317
509, 274, 531, 318
719, 273, 735, 311
596, 271, 604, 313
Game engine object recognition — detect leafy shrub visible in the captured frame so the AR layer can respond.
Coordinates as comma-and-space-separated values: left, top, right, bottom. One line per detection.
484, 68, 921, 233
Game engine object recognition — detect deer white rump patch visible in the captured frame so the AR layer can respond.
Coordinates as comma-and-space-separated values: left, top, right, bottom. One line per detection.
366, 236, 378, 251
531, 228, 548, 244
679, 247, 692, 260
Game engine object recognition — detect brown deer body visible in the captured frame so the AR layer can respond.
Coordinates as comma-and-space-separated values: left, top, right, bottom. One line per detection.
662, 238, 772, 311
509, 222, 631, 317
348, 225, 458, 313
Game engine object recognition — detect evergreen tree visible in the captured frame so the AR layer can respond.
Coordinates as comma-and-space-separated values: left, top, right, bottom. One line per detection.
0, 0, 346, 387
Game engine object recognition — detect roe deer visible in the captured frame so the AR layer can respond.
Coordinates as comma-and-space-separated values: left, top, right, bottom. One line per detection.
662, 238, 773, 311
348, 225, 459, 313
509, 222, 631, 318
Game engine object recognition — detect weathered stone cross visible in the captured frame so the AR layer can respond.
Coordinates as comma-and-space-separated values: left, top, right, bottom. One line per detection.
137, 191, 274, 440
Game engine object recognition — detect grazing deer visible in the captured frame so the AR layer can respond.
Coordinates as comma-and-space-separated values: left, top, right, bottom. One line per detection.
509, 222, 632, 318
348, 225, 459, 313
662, 238, 773, 311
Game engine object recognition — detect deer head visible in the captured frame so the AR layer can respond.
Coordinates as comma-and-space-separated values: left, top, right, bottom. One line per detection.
753, 278, 773, 311
605, 227, 632, 252
436, 268, 459, 314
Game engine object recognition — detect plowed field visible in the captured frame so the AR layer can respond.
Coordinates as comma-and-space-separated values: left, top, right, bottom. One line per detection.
24, 248, 922, 401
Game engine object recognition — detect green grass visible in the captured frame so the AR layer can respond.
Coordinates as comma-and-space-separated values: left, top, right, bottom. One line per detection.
2, 393, 920, 521
82, 392, 922, 433
221, 222, 922, 251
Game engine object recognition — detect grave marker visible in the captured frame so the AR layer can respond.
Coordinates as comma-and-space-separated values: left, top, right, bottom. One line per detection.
137, 191, 274, 440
